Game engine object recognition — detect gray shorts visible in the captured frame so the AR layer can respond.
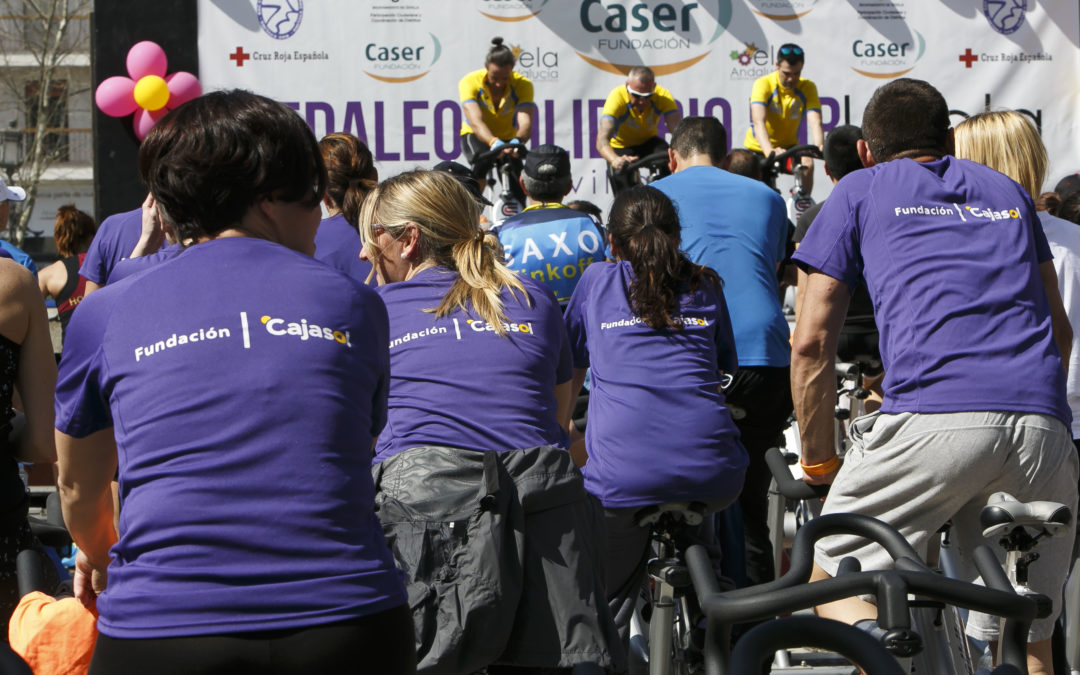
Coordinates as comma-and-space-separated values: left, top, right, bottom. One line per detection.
814, 411, 1079, 642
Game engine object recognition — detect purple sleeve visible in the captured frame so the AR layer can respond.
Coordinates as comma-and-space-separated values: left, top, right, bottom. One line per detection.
1030, 201, 1053, 265
563, 268, 591, 369
712, 284, 739, 374
791, 180, 862, 291
365, 285, 390, 434
54, 290, 115, 437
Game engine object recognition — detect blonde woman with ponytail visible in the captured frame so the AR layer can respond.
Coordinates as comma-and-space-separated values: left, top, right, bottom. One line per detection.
359, 169, 621, 674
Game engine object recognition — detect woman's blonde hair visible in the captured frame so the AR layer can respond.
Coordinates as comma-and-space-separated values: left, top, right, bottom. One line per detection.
359, 169, 530, 335
954, 110, 1047, 200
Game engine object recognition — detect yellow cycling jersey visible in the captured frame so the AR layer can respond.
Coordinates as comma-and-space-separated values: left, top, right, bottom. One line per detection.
458, 69, 534, 141
743, 71, 821, 152
600, 84, 678, 149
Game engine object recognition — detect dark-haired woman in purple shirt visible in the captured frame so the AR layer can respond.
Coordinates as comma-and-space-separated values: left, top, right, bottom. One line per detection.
563, 185, 749, 655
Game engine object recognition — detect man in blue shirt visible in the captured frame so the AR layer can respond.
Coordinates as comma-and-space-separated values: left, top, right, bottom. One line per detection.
492, 145, 606, 307
654, 117, 791, 588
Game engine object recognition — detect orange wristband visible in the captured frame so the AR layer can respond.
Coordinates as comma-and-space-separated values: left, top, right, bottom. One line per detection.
800, 455, 840, 476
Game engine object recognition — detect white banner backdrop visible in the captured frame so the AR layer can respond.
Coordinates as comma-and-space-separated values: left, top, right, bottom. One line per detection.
197, 0, 1080, 209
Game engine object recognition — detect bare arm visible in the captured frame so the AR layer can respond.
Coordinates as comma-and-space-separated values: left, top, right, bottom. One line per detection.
37, 260, 65, 300
596, 117, 625, 168
664, 109, 683, 137
463, 101, 498, 147
128, 193, 165, 259
514, 106, 533, 144
750, 104, 776, 156
807, 110, 825, 150
57, 428, 118, 608
1041, 260, 1072, 375
1, 261, 58, 464
790, 271, 850, 484
82, 279, 102, 297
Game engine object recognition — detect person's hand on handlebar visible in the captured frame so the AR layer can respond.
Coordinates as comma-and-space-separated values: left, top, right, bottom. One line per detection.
491, 138, 525, 159
611, 154, 637, 171
800, 451, 840, 487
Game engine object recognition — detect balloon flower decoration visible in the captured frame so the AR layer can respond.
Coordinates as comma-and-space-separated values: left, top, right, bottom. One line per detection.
95, 41, 202, 141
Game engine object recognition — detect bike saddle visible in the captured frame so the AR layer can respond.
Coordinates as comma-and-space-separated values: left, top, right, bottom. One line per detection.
634, 502, 707, 528
980, 492, 1071, 538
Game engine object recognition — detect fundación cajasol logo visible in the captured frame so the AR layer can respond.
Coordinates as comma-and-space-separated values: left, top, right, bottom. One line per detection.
258, 0, 303, 40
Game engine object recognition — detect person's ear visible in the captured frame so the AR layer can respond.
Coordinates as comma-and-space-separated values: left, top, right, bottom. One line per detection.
857, 139, 876, 168
945, 127, 955, 156
668, 147, 678, 173
401, 223, 422, 259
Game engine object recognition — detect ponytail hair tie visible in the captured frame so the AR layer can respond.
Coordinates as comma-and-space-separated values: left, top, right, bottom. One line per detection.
474, 229, 486, 243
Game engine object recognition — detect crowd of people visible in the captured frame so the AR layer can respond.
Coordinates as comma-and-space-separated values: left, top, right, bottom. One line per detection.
0, 31, 1072, 675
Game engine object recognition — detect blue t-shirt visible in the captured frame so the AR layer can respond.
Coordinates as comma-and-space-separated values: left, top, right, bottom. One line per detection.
493, 205, 608, 306
315, 213, 373, 284
564, 261, 747, 508
80, 209, 141, 285
653, 166, 790, 367
374, 266, 572, 462
106, 243, 183, 285
0, 240, 36, 276
55, 236, 406, 638
794, 156, 1070, 426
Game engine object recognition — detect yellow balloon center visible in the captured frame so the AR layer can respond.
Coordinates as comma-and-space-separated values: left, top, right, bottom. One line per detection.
133, 75, 169, 112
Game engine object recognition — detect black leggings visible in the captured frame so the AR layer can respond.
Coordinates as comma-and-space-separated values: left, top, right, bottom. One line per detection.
89, 603, 416, 675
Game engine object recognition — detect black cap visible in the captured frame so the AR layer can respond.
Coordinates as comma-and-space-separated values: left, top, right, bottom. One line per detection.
523, 144, 571, 181
433, 160, 493, 206
1054, 173, 1080, 202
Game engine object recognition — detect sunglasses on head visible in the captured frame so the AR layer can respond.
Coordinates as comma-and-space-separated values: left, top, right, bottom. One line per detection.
779, 46, 804, 56
627, 87, 653, 99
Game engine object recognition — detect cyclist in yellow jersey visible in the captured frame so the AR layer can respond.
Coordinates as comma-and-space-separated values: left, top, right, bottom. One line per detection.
744, 44, 824, 194
459, 37, 534, 205
596, 66, 682, 171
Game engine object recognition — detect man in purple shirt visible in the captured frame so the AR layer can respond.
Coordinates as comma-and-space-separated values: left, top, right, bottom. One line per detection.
792, 79, 1076, 672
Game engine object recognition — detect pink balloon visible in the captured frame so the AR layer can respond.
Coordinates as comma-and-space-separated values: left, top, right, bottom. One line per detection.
95, 76, 137, 117
126, 41, 167, 80
133, 107, 168, 141
165, 72, 202, 108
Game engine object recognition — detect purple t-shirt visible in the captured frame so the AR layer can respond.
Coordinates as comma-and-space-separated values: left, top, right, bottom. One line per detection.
373, 266, 571, 462
79, 208, 141, 285
564, 261, 748, 508
55, 237, 405, 638
315, 214, 373, 283
106, 243, 183, 285
794, 156, 1070, 426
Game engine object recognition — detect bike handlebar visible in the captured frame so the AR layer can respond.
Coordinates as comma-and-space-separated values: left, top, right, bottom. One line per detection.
612, 150, 670, 175
764, 447, 829, 501
729, 615, 905, 675
761, 143, 823, 177
685, 512, 1047, 674
469, 143, 529, 166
